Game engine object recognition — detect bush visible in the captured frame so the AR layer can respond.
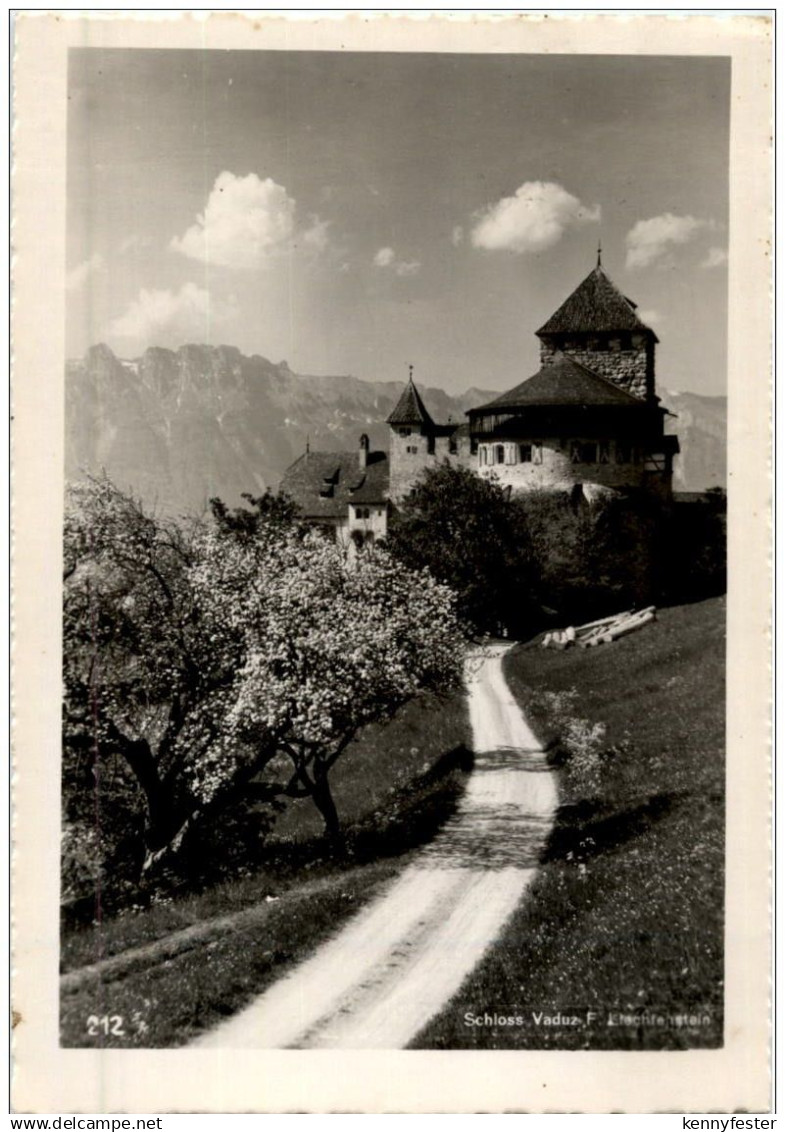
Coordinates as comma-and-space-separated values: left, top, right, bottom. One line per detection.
534, 688, 626, 798
660, 489, 726, 603
512, 489, 661, 623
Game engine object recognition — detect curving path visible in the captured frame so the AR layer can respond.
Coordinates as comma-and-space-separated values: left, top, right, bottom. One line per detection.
195, 644, 557, 1049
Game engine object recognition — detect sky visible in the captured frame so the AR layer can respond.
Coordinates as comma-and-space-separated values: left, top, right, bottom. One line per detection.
66, 49, 730, 396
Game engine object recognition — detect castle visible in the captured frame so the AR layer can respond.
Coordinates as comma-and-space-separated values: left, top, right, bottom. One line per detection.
281, 259, 679, 545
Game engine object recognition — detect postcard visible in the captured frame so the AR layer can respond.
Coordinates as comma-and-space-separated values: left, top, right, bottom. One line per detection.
11, 10, 772, 1113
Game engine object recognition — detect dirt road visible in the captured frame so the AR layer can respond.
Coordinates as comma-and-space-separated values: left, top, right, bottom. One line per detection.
196, 644, 557, 1049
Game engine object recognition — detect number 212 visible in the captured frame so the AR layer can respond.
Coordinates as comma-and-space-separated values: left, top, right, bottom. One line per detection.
87, 1014, 125, 1036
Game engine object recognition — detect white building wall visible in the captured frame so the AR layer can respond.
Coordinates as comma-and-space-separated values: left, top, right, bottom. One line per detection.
348, 502, 388, 540
475, 436, 657, 493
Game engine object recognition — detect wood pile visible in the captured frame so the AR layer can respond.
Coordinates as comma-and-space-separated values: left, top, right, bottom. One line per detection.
541, 607, 656, 650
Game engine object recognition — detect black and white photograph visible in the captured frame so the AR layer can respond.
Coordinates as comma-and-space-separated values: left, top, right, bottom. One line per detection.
11, 10, 771, 1114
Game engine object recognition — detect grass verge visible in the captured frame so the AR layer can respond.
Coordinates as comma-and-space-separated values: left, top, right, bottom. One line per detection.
60, 688, 471, 1047
415, 597, 725, 1050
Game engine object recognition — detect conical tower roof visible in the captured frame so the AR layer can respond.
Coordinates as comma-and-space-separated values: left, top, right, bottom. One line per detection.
386, 373, 435, 427
536, 265, 658, 341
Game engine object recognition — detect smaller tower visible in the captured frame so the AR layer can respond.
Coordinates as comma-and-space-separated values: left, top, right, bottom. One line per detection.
387, 366, 438, 502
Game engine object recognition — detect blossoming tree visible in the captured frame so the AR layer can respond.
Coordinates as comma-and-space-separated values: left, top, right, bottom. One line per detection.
63, 478, 465, 891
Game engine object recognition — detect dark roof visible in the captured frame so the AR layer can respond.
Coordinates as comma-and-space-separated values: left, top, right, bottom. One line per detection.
536, 265, 658, 340
280, 449, 389, 519
469, 355, 648, 413
386, 379, 436, 427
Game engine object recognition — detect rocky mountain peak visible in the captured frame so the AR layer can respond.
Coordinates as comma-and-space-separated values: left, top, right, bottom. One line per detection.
65, 343, 726, 514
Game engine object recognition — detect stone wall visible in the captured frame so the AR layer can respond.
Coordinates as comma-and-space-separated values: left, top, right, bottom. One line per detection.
388, 426, 473, 502
476, 436, 670, 495
539, 339, 654, 401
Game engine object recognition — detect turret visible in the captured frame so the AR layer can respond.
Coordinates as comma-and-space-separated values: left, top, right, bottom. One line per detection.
536, 260, 658, 402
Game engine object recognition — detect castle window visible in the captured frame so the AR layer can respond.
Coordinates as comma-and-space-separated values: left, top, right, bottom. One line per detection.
427, 434, 436, 455
520, 442, 543, 464
505, 444, 517, 465
406, 445, 419, 455
644, 452, 667, 472
571, 441, 598, 464
470, 438, 478, 455
609, 337, 622, 353
448, 435, 458, 455
495, 444, 505, 465
598, 442, 610, 464
399, 427, 412, 437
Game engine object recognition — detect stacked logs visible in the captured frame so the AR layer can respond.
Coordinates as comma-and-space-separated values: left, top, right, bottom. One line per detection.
541, 607, 656, 650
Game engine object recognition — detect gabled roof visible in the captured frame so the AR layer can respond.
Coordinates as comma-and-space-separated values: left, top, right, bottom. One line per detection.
386, 379, 436, 427
469, 354, 648, 413
536, 265, 658, 341
280, 449, 389, 519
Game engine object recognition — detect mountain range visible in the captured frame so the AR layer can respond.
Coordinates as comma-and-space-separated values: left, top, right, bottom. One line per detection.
65, 343, 727, 515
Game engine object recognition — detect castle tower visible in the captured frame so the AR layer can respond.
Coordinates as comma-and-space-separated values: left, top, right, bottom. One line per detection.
386, 366, 437, 502
535, 260, 658, 402
468, 258, 678, 499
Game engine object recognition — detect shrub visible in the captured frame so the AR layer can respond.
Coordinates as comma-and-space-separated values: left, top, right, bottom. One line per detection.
535, 688, 619, 798
660, 490, 726, 603
512, 489, 661, 623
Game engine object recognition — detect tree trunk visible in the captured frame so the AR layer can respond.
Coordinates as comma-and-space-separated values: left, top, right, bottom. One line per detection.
106, 724, 178, 850
141, 807, 200, 875
311, 772, 341, 845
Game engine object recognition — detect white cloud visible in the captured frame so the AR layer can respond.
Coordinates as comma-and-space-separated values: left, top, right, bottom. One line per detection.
301, 215, 331, 252
470, 181, 600, 255
373, 246, 421, 276
66, 253, 104, 292
451, 225, 464, 247
625, 213, 709, 270
702, 245, 728, 269
108, 282, 226, 344
171, 171, 317, 270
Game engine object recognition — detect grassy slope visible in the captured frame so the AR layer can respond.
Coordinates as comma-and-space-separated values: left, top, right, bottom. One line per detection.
416, 597, 725, 1050
60, 688, 471, 1048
